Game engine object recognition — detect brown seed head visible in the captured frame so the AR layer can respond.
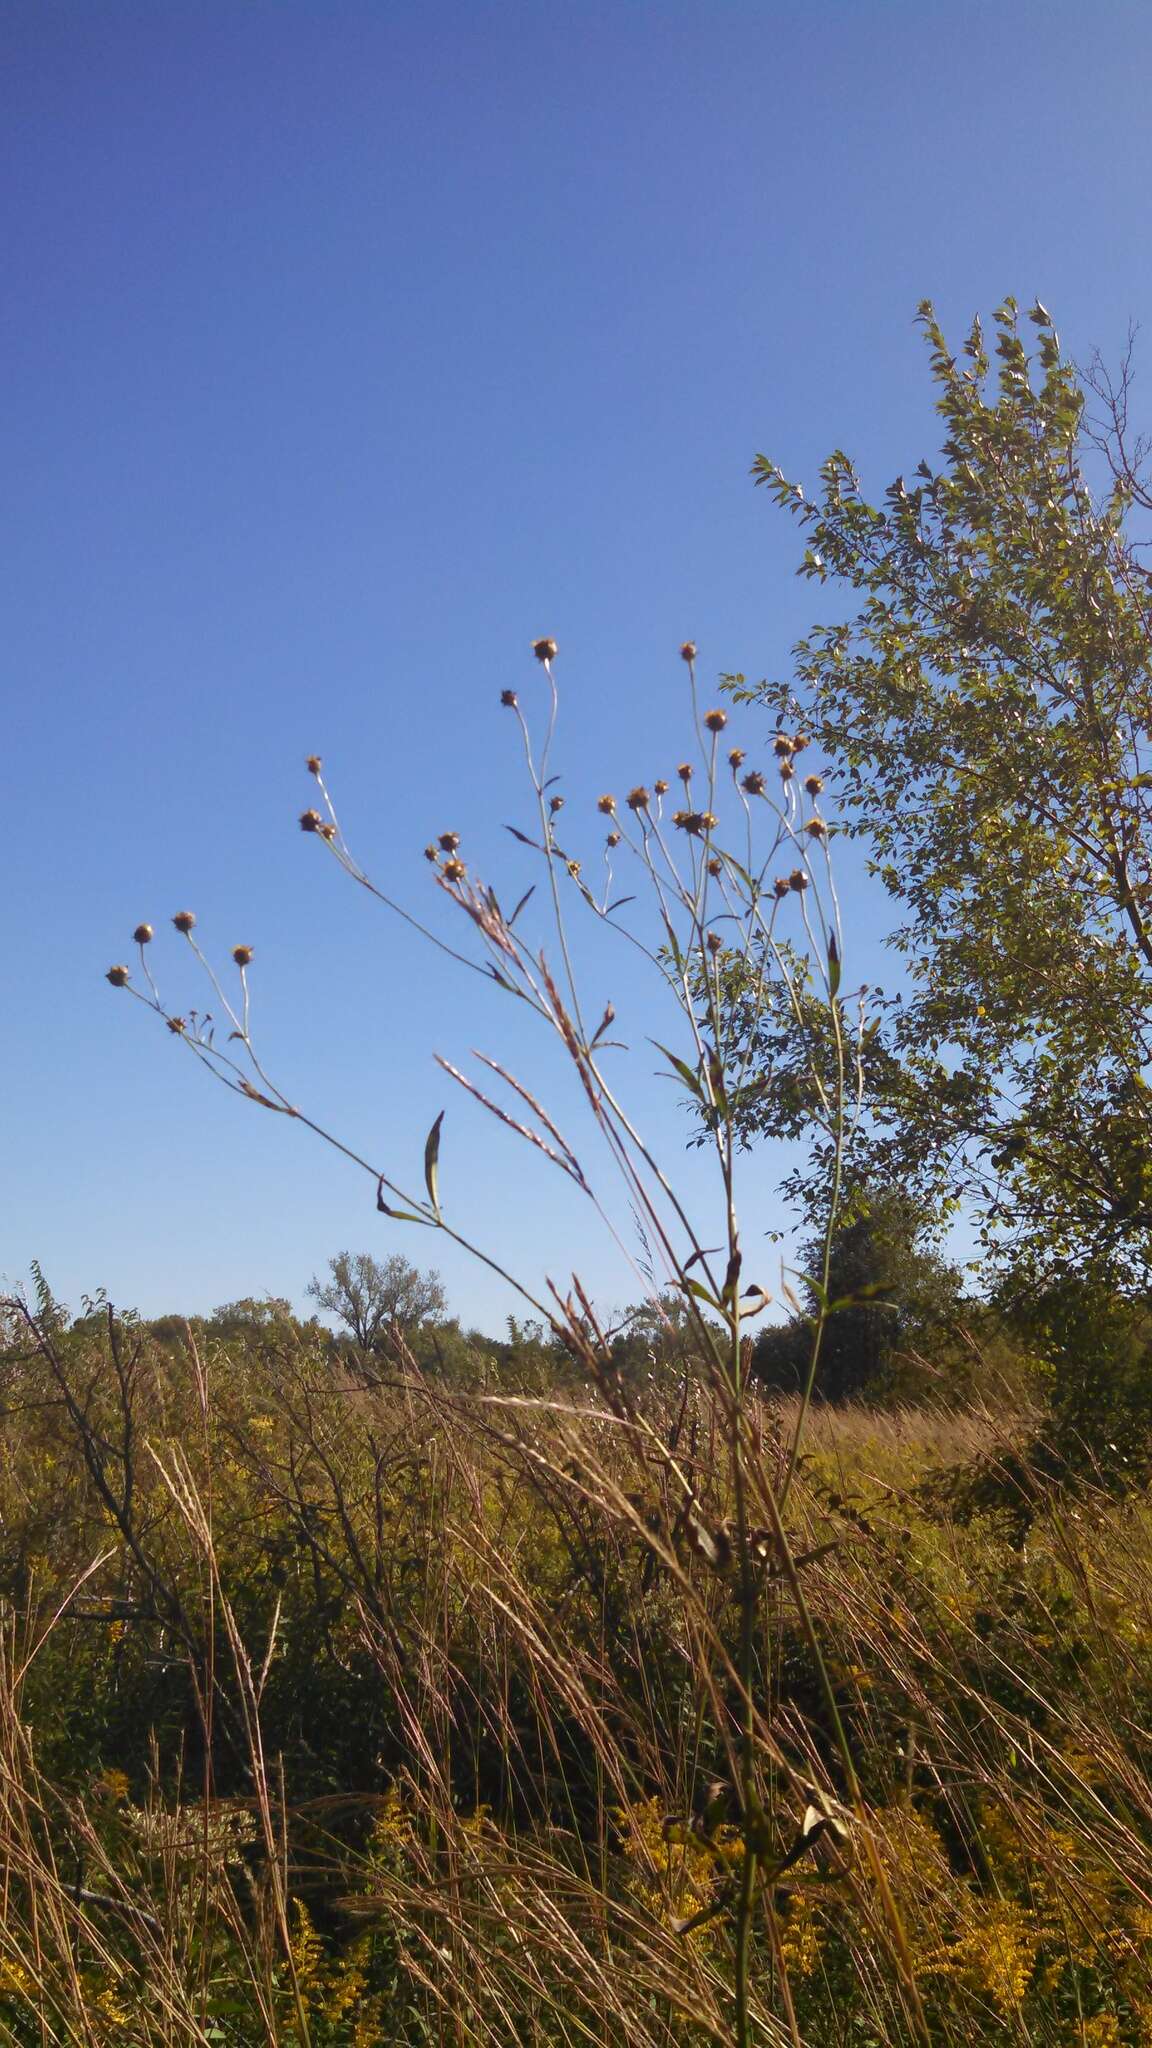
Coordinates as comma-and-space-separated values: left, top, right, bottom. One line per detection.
728, 748, 746, 770
500, 688, 518, 708
677, 761, 693, 783
106, 964, 130, 987
549, 794, 565, 814
680, 640, 697, 663
318, 821, 337, 842
232, 944, 254, 967
773, 735, 794, 758
654, 778, 669, 796
706, 931, 722, 954
741, 770, 767, 797
707, 855, 722, 877
566, 858, 581, 878
805, 818, 827, 840
172, 910, 196, 933
532, 637, 558, 663
606, 829, 621, 847
597, 793, 616, 814
704, 708, 727, 733
626, 786, 650, 811
306, 755, 322, 776
673, 810, 717, 836
788, 868, 809, 892
442, 859, 466, 883
779, 759, 795, 781
299, 810, 323, 833
166, 1015, 186, 1034
773, 877, 791, 899
438, 831, 461, 852
793, 733, 810, 753
424, 843, 439, 862
804, 774, 824, 795
133, 923, 153, 946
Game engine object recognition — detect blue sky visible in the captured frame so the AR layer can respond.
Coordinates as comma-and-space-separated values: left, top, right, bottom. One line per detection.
5, 0, 1152, 1329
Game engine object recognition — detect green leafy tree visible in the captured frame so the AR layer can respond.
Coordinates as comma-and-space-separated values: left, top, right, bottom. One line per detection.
754, 1187, 968, 1403
307, 1250, 447, 1355
732, 298, 1152, 1295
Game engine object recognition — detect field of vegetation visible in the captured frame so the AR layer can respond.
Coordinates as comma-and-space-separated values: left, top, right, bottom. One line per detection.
8, 301, 1152, 2044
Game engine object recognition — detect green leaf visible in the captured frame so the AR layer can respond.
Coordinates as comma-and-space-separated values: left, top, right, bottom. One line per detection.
423, 1111, 445, 1219
651, 1042, 704, 1099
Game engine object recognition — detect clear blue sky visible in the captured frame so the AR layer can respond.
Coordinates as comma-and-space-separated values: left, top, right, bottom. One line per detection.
5, 0, 1152, 1329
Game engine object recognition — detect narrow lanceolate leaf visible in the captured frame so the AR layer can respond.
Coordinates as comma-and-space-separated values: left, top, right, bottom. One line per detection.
651, 1042, 704, 1099
239, 1079, 298, 1115
424, 1111, 445, 1219
376, 1181, 426, 1225
827, 931, 842, 997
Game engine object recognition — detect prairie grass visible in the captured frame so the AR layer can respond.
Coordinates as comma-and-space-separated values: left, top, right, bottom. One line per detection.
61, 639, 1152, 2043
1, 1309, 1151, 2045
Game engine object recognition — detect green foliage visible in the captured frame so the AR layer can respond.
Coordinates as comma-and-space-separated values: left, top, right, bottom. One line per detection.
307, 1249, 448, 1355
754, 1187, 972, 1403
736, 299, 1152, 1294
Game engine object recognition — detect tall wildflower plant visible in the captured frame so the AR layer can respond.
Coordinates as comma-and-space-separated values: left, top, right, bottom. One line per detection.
107, 640, 927, 2043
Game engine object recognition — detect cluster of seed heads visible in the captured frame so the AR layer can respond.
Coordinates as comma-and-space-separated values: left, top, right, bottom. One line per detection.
106, 914, 254, 990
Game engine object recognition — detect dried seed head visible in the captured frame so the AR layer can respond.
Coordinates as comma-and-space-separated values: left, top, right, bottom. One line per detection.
793, 733, 811, 753
549, 794, 565, 814
232, 944, 254, 967
654, 779, 669, 796
501, 688, 518, 708
597, 794, 616, 814
106, 964, 130, 987
626, 786, 650, 811
773, 876, 791, 899
779, 759, 795, 781
306, 755, 322, 776
788, 868, 809, 892
673, 810, 717, 836
442, 858, 466, 883
318, 821, 337, 842
166, 1015, 186, 1034
804, 774, 824, 795
299, 810, 323, 833
704, 708, 727, 733
680, 640, 697, 663
532, 637, 558, 663
805, 818, 827, 839
728, 748, 746, 770
606, 829, 621, 847
133, 923, 153, 946
438, 831, 461, 852
706, 931, 722, 954
677, 761, 693, 783
741, 770, 767, 797
773, 735, 794, 758
566, 858, 581, 878
707, 856, 722, 877
172, 910, 196, 933
424, 844, 439, 862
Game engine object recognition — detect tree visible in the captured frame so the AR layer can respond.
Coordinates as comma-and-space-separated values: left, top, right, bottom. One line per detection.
753, 1187, 968, 1403
732, 298, 1152, 1295
307, 1251, 447, 1355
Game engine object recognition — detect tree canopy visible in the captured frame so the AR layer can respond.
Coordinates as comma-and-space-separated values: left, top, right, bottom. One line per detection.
731, 298, 1152, 1297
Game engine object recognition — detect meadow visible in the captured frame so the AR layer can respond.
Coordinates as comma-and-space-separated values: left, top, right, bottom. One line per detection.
2, 1299, 1151, 2047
